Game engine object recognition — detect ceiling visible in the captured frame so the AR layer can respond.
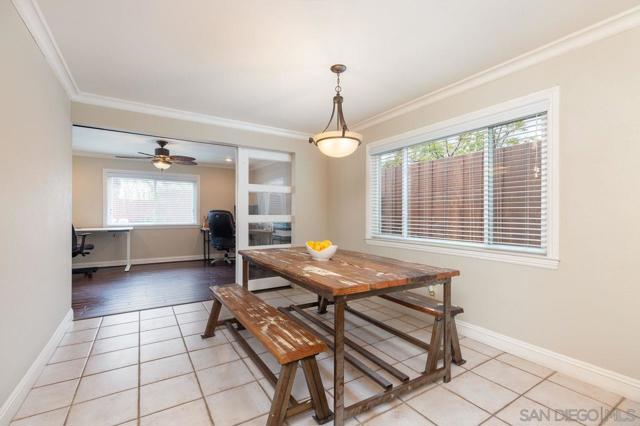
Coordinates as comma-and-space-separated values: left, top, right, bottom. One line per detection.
72, 126, 236, 167
37, 0, 640, 133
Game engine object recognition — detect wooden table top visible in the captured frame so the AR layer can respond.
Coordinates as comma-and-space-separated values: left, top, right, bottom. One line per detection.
239, 247, 459, 296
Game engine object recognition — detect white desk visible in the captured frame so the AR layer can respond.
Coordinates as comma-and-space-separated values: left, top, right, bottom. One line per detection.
77, 227, 134, 271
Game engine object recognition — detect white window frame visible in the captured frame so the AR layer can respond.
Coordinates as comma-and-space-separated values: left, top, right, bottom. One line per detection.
366, 87, 560, 269
103, 169, 201, 228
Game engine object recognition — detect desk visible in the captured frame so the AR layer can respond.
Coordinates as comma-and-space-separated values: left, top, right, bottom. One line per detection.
77, 227, 134, 272
239, 247, 459, 426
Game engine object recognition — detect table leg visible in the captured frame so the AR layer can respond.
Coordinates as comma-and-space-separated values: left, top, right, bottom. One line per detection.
124, 231, 131, 272
333, 297, 345, 426
242, 257, 249, 290
443, 278, 452, 382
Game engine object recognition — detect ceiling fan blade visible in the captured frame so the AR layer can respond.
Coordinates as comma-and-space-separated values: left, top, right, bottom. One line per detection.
170, 159, 197, 165
137, 152, 154, 157
169, 155, 196, 162
115, 155, 151, 160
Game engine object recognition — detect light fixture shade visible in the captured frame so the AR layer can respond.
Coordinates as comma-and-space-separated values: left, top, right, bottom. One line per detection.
313, 130, 362, 158
153, 158, 171, 170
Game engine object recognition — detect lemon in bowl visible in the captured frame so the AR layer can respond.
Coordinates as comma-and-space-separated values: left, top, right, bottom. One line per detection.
306, 240, 338, 261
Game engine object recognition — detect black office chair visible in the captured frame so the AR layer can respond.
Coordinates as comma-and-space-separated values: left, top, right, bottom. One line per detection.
72, 225, 98, 278
208, 210, 236, 265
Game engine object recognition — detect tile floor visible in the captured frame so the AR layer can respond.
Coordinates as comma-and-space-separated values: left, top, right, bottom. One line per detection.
11, 286, 639, 426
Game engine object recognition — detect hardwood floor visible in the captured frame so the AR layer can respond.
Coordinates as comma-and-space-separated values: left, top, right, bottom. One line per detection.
72, 261, 235, 319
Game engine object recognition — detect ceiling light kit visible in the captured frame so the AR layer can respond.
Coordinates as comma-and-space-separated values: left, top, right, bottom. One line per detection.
116, 140, 197, 170
309, 64, 362, 158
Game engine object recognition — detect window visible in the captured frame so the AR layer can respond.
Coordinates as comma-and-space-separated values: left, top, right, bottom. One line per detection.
367, 89, 558, 268
104, 170, 199, 227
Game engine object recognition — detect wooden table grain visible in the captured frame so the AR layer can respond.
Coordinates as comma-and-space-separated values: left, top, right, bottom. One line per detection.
239, 247, 460, 426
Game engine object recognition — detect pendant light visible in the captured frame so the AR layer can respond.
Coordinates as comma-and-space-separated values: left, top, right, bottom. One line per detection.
309, 64, 362, 158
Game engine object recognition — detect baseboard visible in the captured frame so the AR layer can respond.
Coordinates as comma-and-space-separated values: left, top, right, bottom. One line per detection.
456, 319, 640, 402
0, 308, 73, 426
73, 254, 206, 268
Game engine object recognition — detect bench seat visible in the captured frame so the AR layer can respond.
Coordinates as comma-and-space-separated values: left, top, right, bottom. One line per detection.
202, 284, 332, 426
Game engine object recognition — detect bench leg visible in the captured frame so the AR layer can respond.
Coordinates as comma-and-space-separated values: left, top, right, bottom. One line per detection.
267, 362, 298, 426
317, 296, 328, 314
425, 318, 443, 373
301, 357, 332, 423
201, 298, 222, 338
451, 318, 465, 366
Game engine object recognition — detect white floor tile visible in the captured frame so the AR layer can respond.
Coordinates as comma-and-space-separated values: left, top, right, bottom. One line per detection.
176, 310, 210, 325
96, 321, 139, 339
173, 302, 205, 315
100, 312, 139, 327
91, 333, 139, 355
196, 359, 255, 396
496, 396, 576, 426
548, 373, 622, 406
140, 325, 181, 345
9, 406, 68, 426
75, 365, 138, 403
140, 399, 212, 426
205, 382, 271, 425
443, 371, 519, 413
460, 338, 503, 357
140, 338, 186, 362
525, 380, 612, 426
140, 315, 177, 331
140, 373, 202, 416
15, 380, 78, 419
66, 388, 137, 426
141, 353, 193, 385
473, 359, 542, 393
48, 342, 91, 364
59, 328, 98, 346
84, 347, 138, 375
140, 307, 174, 320
363, 403, 434, 426
602, 410, 640, 426
67, 317, 102, 332
407, 386, 490, 426
179, 320, 208, 336
496, 353, 554, 378
189, 343, 239, 370
34, 358, 85, 388
183, 332, 228, 351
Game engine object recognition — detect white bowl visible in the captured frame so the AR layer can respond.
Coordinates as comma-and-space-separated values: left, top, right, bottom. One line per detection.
306, 243, 338, 261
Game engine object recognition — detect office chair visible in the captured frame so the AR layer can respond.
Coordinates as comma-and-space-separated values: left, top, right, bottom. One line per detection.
72, 225, 98, 278
208, 210, 236, 265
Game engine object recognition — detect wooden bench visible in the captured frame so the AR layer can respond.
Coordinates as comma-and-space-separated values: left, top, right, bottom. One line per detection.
378, 291, 465, 370
202, 284, 332, 426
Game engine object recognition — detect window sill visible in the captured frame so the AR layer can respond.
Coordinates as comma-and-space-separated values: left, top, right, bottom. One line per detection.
365, 238, 559, 270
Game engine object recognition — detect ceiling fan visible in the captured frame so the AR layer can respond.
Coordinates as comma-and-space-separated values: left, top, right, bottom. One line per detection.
116, 140, 197, 170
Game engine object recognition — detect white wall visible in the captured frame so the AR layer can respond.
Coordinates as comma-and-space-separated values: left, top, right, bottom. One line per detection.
0, 0, 71, 408
328, 26, 640, 380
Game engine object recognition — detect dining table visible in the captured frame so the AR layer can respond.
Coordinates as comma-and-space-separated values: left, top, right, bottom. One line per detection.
238, 247, 460, 426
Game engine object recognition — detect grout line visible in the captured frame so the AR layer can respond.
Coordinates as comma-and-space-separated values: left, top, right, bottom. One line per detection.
60, 316, 104, 426
175, 305, 216, 425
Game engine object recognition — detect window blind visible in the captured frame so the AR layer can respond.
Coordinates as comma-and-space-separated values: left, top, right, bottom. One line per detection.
106, 172, 198, 226
369, 112, 547, 253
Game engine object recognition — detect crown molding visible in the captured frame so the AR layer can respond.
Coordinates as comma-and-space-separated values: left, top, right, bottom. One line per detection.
14, 0, 640, 140
12, 0, 79, 97
72, 92, 309, 140
353, 5, 640, 131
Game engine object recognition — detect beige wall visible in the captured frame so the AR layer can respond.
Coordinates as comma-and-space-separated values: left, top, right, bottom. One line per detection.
72, 155, 235, 264
0, 1, 71, 408
328, 27, 640, 379
71, 104, 330, 247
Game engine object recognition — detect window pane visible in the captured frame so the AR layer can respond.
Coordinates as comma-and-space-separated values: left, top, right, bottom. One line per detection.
249, 159, 291, 186
378, 150, 403, 236
249, 192, 291, 215
107, 174, 196, 226
491, 113, 546, 248
249, 222, 291, 246
407, 130, 486, 242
